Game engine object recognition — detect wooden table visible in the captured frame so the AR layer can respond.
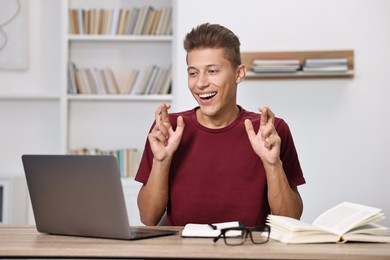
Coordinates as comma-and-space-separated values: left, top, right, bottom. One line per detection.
1, 225, 390, 259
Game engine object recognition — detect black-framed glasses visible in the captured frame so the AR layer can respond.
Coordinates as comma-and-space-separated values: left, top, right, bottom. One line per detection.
213, 225, 270, 246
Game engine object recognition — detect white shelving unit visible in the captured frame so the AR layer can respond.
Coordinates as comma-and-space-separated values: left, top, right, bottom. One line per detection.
62, 0, 174, 225
63, 0, 174, 149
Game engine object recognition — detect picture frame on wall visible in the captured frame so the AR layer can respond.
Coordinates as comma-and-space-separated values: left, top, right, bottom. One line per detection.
0, 0, 28, 71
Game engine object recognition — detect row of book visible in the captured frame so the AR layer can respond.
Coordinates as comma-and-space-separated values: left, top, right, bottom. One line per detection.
68, 62, 172, 95
68, 6, 172, 35
69, 148, 141, 178
251, 58, 349, 74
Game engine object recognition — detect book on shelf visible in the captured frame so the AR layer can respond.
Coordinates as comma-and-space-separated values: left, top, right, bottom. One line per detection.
116, 9, 127, 35
69, 6, 172, 36
100, 68, 120, 94
147, 9, 161, 35
110, 9, 120, 35
252, 65, 300, 73
100, 9, 112, 35
267, 201, 390, 244
127, 8, 140, 35
90, 68, 107, 94
151, 67, 168, 94
91, 9, 98, 34
142, 9, 156, 35
182, 221, 242, 238
156, 7, 172, 35
252, 59, 300, 66
251, 59, 301, 74
133, 65, 155, 95
302, 65, 349, 73
159, 65, 172, 95
83, 10, 89, 34
121, 68, 140, 95
302, 57, 349, 73
69, 148, 140, 178
67, 62, 78, 94
68, 9, 79, 34
304, 58, 348, 67
144, 66, 160, 94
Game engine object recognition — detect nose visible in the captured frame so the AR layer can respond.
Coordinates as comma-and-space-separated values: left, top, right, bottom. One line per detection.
196, 72, 209, 89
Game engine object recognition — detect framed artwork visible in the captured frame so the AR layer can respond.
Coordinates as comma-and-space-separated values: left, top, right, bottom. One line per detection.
0, 0, 28, 70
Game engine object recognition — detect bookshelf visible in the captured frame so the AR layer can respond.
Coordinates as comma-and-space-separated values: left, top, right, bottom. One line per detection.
241, 50, 354, 79
64, 0, 174, 147
60, 0, 175, 225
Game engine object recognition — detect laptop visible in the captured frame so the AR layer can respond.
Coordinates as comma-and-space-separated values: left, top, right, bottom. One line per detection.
22, 154, 176, 240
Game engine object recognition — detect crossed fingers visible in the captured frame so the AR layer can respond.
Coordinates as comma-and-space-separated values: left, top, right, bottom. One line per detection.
153, 103, 172, 146
260, 107, 278, 150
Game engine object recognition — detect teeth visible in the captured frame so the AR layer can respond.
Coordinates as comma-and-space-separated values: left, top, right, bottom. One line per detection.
199, 92, 216, 98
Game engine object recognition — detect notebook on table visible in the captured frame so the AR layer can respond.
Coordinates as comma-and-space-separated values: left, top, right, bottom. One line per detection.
22, 154, 176, 240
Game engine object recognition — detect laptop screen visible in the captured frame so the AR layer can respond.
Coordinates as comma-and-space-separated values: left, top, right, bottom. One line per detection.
22, 155, 133, 239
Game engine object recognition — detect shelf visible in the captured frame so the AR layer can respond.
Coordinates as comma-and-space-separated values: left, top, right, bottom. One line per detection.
67, 94, 173, 102
0, 94, 60, 100
68, 35, 173, 42
245, 70, 354, 79
241, 50, 354, 79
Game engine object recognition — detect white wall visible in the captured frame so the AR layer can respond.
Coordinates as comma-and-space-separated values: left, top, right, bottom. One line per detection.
173, 0, 390, 225
2, 0, 390, 226
0, 1, 62, 176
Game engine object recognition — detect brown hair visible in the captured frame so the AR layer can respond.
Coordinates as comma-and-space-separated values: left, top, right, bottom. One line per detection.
183, 23, 242, 68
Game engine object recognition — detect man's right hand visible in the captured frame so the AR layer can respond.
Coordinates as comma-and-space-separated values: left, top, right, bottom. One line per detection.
148, 103, 185, 162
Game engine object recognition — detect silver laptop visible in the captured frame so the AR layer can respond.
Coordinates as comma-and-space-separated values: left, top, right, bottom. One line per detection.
22, 154, 176, 240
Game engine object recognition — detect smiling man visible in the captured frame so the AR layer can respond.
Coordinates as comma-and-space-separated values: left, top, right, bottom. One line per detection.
135, 23, 306, 226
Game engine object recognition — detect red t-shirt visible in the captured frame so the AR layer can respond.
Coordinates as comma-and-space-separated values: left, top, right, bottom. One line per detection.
135, 106, 305, 226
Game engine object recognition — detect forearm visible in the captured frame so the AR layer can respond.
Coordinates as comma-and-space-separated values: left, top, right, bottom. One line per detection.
137, 159, 171, 226
265, 160, 303, 219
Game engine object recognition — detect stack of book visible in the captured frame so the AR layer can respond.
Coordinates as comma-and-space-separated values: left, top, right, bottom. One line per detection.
302, 58, 348, 73
68, 6, 172, 35
69, 148, 140, 178
251, 59, 300, 74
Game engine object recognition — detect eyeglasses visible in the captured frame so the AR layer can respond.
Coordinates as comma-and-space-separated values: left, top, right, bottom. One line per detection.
213, 225, 270, 246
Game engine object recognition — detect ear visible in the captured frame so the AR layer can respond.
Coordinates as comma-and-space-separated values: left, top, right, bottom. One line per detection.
235, 64, 246, 84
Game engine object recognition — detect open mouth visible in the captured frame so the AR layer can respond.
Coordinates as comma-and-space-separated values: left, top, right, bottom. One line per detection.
199, 92, 217, 100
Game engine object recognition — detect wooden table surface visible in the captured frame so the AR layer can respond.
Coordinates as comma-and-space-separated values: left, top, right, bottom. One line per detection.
1, 225, 390, 259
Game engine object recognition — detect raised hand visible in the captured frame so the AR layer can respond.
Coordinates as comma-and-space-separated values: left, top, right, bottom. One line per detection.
148, 103, 185, 162
244, 107, 281, 167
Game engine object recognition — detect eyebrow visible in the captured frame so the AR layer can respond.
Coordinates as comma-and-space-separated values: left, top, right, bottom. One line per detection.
187, 64, 221, 71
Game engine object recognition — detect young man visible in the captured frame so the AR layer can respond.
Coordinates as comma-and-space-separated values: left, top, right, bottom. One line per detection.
135, 23, 305, 226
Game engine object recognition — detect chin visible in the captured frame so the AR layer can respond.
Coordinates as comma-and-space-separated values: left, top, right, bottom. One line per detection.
198, 105, 218, 117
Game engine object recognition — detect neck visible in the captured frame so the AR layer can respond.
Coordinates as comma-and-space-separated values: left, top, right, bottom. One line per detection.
196, 105, 240, 129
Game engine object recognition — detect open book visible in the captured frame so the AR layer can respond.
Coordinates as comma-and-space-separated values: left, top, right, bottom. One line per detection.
181, 221, 241, 238
267, 202, 390, 244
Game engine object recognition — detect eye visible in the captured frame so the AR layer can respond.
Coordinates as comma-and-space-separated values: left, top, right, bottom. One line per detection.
188, 70, 198, 78
208, 68, 219, 74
